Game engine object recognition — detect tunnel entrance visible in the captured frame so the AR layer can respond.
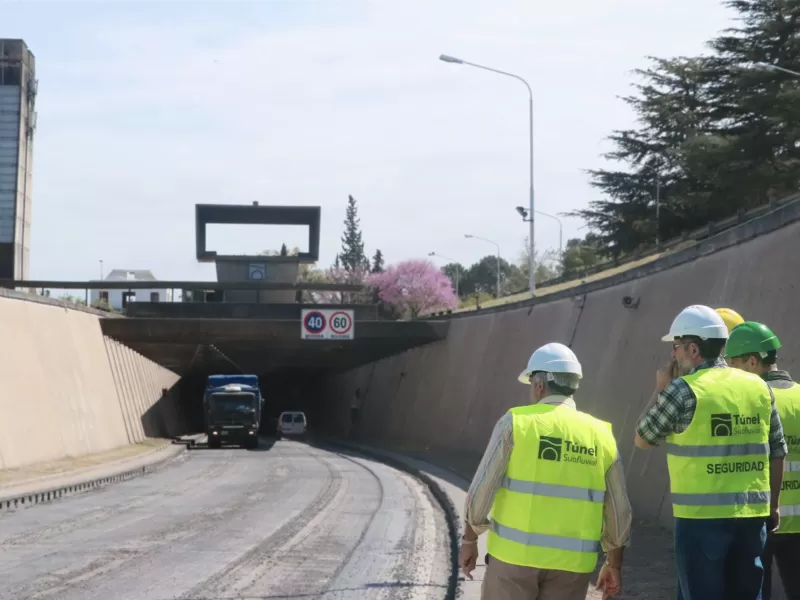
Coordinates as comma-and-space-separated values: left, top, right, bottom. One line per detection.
101, 317, 449, 440
174, 366, 345, 439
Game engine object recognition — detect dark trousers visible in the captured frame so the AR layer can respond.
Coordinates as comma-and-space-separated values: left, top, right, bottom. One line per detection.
762, 531, 800, 600
675, 517, 767, 600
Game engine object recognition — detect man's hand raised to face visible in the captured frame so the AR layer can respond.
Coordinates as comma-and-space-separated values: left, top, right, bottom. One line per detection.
656, 359, 679, 392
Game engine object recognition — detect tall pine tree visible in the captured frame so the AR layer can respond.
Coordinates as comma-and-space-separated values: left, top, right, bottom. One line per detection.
339, 195, 368, 272
702, 0, 800, 209
571, 56, 716, 256
574, 0, 800, 256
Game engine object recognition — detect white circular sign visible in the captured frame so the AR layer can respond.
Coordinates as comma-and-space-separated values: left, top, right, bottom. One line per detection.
329, 311, 353, 335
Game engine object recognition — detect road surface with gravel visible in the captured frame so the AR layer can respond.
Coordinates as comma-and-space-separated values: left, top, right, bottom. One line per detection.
0, 439, 452, 600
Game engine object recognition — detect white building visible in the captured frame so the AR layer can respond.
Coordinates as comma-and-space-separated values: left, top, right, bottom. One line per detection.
90, 269, 172, 311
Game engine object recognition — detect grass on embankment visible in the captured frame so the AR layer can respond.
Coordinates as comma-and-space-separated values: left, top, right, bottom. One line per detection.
454, 252, 670, 313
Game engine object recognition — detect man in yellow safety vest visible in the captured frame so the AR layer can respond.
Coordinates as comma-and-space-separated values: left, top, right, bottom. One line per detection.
725, 321, 800, 600
459, 342, 632, 600
635, 305, 787, 600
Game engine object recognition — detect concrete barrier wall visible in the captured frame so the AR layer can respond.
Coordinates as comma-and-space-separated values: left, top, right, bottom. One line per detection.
0, 296, 181, 470
324, 215, 800, 528
103, 337, 183, 442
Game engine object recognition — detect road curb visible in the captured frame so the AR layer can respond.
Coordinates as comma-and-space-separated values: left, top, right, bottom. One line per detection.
0, 443, 187, 514
315, 438, 460, 600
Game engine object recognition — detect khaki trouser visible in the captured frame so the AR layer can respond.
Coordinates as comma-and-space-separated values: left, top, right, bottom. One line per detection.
482, 556, 592, 600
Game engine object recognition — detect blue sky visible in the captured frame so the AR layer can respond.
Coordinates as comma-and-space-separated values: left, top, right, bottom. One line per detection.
4, 0, 734, 281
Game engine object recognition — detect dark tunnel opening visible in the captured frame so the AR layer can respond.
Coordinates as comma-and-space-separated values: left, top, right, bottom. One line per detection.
167, 366, 345, 441
116, 321, 449, 444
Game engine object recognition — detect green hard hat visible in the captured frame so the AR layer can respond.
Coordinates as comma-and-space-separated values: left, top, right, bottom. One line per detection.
725, 321, 782, 359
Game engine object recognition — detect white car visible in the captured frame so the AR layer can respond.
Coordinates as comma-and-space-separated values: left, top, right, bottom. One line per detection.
277, 411, 307, 439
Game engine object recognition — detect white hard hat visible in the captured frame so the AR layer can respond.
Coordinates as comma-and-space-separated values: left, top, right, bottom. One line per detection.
518, 342, 583, 385
662, 304, 729, 342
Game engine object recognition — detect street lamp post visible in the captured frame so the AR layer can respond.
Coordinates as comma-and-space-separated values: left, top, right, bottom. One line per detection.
655, 175, 661, 246
440, 54, 536, 295
464, 234, 501, 298
428, 251, 460, 298
516, 206, 562, 265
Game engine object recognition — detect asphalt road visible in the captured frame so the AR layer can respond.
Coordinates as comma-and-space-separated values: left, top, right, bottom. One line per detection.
0, 439, 452, 600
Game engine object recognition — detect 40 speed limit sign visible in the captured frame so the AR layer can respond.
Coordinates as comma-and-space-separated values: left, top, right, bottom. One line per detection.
301, 309, 354, 340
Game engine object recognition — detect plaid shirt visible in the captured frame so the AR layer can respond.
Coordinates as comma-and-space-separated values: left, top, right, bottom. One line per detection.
637, 357, 788, 459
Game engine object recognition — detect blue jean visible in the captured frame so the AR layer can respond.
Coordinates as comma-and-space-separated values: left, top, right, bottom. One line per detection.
675, 517, 767, 600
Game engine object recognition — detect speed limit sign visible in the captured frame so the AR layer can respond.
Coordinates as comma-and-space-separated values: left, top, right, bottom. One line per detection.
302, 310, 327, 338
329, 311, 353, 338
301, 309, 354, 340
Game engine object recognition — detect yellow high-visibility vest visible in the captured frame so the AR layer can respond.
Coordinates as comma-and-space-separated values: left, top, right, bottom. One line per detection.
773, 383, 800, 534
666, 367, 771, 519
487, 403, 618, 573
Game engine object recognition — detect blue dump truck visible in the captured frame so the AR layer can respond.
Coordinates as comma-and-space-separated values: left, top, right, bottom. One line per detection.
204, 375, 264, 449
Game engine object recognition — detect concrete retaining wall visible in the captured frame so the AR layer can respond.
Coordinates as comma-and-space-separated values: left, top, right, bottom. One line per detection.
324, 212, 800, 528
0, 296, 181, 470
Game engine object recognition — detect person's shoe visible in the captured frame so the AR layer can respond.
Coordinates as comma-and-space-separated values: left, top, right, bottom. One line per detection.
485, 553, 490, 564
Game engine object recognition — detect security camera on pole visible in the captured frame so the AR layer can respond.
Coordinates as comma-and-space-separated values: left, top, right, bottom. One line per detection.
516, 207, 563, 268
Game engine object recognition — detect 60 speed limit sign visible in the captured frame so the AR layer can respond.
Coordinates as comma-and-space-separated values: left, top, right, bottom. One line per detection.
300, 309, 355, 340
329, 311, 353, 338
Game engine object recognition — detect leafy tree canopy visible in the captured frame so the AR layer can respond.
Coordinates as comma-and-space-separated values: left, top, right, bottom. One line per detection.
569, 0, 800, 256
371, 249, 385, 273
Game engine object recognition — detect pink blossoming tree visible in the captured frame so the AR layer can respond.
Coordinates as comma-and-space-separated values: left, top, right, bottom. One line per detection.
368, 259, 458, 319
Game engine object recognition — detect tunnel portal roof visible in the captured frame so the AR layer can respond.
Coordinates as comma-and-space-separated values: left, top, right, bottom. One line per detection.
101, 318, 449, 375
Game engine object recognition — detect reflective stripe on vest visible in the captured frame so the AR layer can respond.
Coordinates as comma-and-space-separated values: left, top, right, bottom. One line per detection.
666, 442, 769, 457
490, 521, 601, 554
666, 368, 771, 519
772, 383, 800, 534
670, 491, 770, 506
781, 505, 800, 517
487, 403, 617, 573
502, 476, 606, 503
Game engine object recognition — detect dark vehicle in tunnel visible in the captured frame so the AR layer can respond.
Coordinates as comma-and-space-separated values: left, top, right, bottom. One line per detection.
204, 375, 263, 449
